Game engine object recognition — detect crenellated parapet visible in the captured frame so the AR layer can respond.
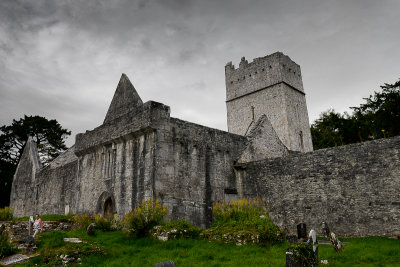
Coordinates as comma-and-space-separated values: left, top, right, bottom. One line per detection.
225, 52, 303, 102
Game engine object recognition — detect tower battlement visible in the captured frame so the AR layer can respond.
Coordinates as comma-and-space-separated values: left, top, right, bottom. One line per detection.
225, 52, 304, 102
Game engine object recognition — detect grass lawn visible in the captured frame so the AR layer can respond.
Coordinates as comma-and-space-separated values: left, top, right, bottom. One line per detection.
16, 230, 400, 267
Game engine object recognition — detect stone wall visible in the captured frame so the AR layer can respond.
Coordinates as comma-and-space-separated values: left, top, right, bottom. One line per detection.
237, 136, 400, 236
154, 117, 247, 227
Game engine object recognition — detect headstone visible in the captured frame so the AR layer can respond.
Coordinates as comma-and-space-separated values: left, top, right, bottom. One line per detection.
321, 222, 330, 238
329, 232, 343, 252
307, 229, 317, 252
86, 223, 96, 236
65, 205, 70, 215
155, 260, 175, 267
307, 229, 318, 260
321, 222, 343, 252
297, 223, 307, 239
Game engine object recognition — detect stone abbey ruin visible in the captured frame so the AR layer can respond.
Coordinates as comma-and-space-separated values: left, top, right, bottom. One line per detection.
10, 52, 400, 236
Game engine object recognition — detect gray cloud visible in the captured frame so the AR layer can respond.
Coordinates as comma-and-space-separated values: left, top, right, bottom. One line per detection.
1, 0, 399, 147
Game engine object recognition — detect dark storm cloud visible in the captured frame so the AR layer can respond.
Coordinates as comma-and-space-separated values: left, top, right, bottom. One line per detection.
1, 0, 399, 147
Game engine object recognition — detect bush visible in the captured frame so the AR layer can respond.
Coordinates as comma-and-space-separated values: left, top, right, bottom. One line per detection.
0, 225, 18, 258
94, 214, 112, 232
152, 220, 201, 240
208, 198, 285, 245
72, 214, 93, 230
122, 199, 168, 238
0, 207, 13, 221
287, 242, 318, 267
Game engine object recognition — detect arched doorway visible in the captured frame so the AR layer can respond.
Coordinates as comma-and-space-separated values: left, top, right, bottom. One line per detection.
96, 191, 116, 216
103, 197, 114, 216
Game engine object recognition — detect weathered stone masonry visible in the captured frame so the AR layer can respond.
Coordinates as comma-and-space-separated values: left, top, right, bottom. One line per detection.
10, 52, 400, 236
236, 136, 400, 236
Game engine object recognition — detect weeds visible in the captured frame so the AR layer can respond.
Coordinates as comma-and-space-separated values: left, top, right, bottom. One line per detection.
122, 199, 168, 238
0, 207, 13, 221
72, 214, 93, 230
206, 197, 285, 245
0, 224, 18, 259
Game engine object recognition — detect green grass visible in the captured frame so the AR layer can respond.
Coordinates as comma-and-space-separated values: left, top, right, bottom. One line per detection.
79, 232, 287, 267
15, 231, 400, 267
318, 237, 400, 267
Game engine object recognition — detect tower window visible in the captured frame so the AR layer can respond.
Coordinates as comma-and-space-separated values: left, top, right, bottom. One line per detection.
102, 145, 117, 179
299, 131, 304, 151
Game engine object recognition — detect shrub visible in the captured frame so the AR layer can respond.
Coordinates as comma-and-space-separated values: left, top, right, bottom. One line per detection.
0, 225, 18, 258
122, 199, 168, 238
110, 214, 122, 230
94, 214, 112, 231
72, 214, 93, 230
152, 220, 201, 240
0, 207, 13, 221
287, 242, 318, 267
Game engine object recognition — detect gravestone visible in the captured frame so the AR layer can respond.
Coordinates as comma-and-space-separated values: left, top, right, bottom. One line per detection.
307, 229, 318, 258
87, 223, 96, 236
321, 222, 330, 238
329, 232, 343, 252
155, 260, 175, 267
321, 222, 343, 252
297, 223, 307, 239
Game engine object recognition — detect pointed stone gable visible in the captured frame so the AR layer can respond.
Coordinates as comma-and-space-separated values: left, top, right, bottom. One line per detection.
103, 74, 143, 124
14, 136, 41, 180
10, 137, 41, 217
237, 114, 289, 163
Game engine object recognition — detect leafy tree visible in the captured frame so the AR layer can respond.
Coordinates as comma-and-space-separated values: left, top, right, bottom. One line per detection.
352, 80, 400, 139
311, 79, 400, 150
0, 115, 71, 207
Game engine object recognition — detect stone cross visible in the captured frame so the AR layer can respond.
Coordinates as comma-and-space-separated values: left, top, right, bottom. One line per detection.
28, 216, 34, 237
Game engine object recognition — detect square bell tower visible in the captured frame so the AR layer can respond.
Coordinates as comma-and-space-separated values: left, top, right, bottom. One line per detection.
225, 52, 313, 152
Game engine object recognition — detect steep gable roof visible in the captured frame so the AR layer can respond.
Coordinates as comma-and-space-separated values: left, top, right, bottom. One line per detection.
103, 74, 143, 124
237, 114, 289, 163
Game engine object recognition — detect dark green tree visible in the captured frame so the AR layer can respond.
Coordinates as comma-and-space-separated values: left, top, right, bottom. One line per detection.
0, 115, 71, 207
311, 79, 400, 150
352, 80, 400, 139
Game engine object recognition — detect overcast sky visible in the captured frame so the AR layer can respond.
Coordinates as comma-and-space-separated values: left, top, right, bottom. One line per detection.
1, 0, 399, 147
